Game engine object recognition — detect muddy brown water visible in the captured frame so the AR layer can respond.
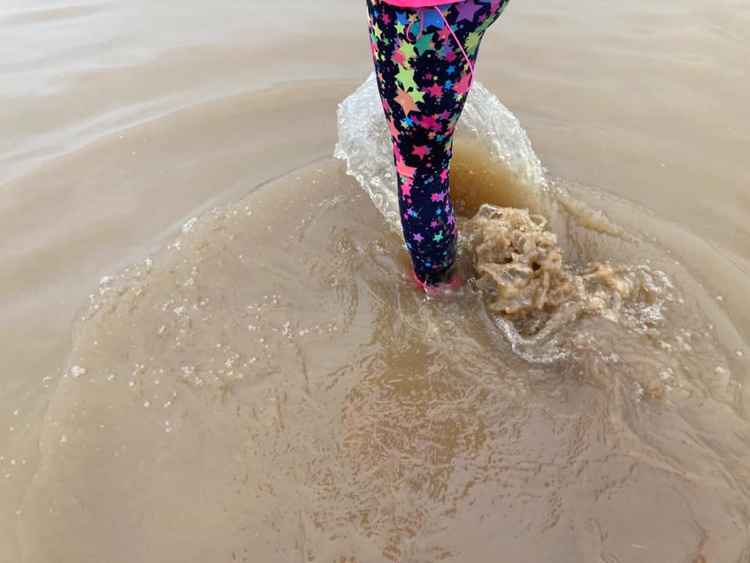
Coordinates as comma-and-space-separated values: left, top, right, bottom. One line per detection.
1, 1, 749, 562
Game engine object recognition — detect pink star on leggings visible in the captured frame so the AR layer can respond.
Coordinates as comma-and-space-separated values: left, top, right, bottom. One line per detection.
412, 145, 431, 159
426, 83, 443, 99
453, 73, 472, 95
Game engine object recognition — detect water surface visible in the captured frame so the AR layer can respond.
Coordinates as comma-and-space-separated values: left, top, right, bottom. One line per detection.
1, 1, 748, 561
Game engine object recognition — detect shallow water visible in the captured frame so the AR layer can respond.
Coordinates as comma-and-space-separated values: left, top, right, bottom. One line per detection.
19, 155, 750, 562
1, 1, 749, 562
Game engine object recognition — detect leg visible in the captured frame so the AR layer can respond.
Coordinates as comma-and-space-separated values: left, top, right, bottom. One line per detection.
366, 0, 508, 285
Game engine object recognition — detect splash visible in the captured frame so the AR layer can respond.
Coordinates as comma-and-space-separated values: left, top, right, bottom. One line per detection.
335, 75, 676, 363
334, 73, 547, 232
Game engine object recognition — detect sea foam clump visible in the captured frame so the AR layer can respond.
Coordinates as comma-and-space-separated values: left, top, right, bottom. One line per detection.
465, 204, 674, 362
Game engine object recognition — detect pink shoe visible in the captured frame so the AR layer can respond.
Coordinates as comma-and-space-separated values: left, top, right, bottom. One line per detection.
410, 270, 463, 296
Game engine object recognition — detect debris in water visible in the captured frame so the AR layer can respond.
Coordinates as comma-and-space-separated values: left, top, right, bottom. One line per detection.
465, 204, 672, 344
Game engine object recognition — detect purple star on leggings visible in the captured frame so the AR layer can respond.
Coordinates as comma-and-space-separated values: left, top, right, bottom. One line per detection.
457, 1, 481, 22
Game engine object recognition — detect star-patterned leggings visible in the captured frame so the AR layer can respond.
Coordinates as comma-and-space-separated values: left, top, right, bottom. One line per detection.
366, 0, 507, 285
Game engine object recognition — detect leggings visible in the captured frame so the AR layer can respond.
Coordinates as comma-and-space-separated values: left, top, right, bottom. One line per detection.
366, 0, 507, 284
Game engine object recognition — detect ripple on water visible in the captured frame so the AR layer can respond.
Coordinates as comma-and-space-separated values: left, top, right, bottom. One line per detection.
18, 79, 750, 562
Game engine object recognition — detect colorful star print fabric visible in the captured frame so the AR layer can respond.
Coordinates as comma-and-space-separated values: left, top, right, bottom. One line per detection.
366, 0, 508, 285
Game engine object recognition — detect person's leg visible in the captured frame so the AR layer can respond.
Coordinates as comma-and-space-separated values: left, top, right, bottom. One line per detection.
366, 0, 508, 286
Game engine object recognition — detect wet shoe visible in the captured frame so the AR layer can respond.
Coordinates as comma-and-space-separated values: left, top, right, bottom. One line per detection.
410, 270, 463, 296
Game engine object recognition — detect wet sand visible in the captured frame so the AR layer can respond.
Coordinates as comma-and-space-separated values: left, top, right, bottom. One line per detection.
1, 0, 749, 561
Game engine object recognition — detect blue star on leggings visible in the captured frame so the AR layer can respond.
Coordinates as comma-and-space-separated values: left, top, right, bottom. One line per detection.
421, 9, 445, 30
